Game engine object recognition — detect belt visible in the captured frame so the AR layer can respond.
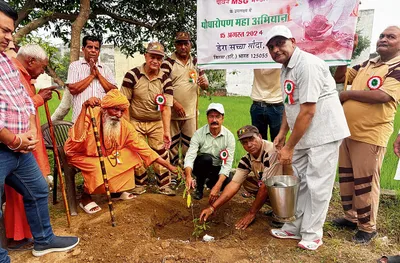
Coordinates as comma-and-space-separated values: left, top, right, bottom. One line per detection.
253, 101, 283, 107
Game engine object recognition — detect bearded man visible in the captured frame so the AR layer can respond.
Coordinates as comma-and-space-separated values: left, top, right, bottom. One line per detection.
64, 90, 177, 214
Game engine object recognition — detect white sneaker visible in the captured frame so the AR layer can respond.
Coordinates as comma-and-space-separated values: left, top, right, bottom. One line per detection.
270, 229, 301, 240
297, 239, 323, 251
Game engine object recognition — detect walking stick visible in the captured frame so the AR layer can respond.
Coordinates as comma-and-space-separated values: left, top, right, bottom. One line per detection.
44, 89, 71, 227
88, 107, 117, 227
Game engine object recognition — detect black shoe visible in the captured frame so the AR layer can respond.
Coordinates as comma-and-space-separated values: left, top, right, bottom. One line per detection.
353, 230, 377, 244
32, 236, 80, 257
332, 217, 357, 230
264, 209, 273, 217
269, 220, 284, 228
193, 190, 203, 200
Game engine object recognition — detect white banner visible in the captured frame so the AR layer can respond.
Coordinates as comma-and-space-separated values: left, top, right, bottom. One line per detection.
197, 0, 359, 69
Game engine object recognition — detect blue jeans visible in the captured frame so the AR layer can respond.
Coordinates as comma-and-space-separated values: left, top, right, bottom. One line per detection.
0, 145, 54, 262
250, 102, 284, 141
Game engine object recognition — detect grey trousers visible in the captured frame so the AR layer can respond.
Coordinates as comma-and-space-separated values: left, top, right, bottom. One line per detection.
282, 140, 342, 241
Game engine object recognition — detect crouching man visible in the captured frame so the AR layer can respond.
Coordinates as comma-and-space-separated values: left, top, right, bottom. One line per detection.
183, 103, 236, 203
199, 125, 287, 229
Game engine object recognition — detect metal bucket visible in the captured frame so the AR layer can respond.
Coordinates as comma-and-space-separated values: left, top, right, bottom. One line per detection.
265, 175, 300, 222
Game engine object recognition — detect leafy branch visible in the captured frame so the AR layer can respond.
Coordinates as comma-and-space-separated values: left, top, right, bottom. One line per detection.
192, 218, 210, 238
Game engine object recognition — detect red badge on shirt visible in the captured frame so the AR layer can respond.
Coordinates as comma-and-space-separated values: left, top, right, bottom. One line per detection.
367, 76, 383, 90
219, 149, 229, 164
155, 94, 166, 111
284, 80, 295, 104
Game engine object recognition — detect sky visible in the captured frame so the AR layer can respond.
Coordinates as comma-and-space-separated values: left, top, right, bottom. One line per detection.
359, 0, 400, 52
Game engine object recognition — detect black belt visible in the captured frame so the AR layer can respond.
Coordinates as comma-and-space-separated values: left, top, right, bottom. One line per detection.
253, 101, 283, 107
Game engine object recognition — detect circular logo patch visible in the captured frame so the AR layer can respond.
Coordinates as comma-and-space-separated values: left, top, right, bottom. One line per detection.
367, 76, 383, 90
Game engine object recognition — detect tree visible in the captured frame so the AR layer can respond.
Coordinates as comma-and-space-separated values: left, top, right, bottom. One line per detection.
8, 0, 196, 84
9, 0, 197, 57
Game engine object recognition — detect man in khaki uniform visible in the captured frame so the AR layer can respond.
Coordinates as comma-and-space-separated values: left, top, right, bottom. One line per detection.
333, 26, 400, 244
161, 32, 209, 174
121, 42, 175, 196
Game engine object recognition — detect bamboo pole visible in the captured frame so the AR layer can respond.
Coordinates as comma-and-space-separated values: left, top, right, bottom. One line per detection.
44, 89, 71, 227
88, 107, 116, 227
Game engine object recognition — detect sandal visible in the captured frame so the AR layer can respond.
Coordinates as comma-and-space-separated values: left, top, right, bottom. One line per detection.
79, 201, 102, 214
131, 185, 147, 195
377, 256, 400, 263
298, 239, 323, 251
111, 191, 136, 201
270, 229, 301, 240
158, 186, 176, 196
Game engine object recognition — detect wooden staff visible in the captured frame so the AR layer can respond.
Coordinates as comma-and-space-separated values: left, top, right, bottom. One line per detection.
44, 89, 71, 227
88, 107, 116, 227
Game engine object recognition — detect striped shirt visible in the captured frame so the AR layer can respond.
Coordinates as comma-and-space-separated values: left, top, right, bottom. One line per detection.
344, 55, 400, 146
0, 52, 35, 135
233, 140, 281, 186
67, 60, 116, 122
161, 54, 206, 120
121, 64, 173, 122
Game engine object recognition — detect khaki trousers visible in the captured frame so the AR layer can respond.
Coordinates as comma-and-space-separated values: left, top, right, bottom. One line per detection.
169, 118, 196, 165
131, 120, 171, 187
338, 138, 386, 233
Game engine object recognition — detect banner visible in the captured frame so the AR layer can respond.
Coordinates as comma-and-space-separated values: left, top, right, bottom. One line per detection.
197, 0, 359, 69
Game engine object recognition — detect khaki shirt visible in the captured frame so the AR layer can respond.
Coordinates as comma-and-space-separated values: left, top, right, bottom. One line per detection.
161, 53, 206, 120
344, 55, 400, 147
251, 69, 282, 103
121, 64, 173, 122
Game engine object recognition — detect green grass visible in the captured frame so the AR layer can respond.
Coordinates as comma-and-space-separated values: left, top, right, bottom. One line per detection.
39, 93, 400, 190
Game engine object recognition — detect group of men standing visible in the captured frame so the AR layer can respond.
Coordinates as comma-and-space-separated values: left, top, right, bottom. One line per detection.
62, 33, 210, 210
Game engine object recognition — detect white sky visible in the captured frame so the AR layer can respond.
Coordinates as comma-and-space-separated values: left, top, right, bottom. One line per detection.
359, 0, 400, 52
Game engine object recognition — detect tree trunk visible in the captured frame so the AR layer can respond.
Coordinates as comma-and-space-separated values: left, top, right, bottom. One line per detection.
14, 16, 52, 44
70, 0, 90, 62
46, 66, 65, 87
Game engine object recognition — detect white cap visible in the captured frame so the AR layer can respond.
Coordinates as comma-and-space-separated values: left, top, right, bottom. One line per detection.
206, 103, 225, 115
265, 25, 293, 45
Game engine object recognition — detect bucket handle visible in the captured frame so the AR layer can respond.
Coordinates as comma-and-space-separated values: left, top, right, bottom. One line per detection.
262, 161, 303, 184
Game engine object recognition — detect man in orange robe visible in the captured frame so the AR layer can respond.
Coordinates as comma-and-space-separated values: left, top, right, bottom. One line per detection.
64, 89, 177, 214
4, 44, 55, 248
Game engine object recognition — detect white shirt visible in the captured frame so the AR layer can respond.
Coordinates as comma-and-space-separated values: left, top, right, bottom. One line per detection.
280, 47, 350, 149
67, 59, 116, 122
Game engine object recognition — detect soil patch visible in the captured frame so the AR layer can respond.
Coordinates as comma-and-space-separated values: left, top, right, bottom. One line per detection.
9, 187, 400, 263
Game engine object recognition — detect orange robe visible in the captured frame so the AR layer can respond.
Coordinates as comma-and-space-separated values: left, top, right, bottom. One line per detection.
4, 58, 51, 240
64, 108, 159, 194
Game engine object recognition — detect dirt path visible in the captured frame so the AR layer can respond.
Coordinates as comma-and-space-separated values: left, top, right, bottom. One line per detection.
9, 188, 400, 263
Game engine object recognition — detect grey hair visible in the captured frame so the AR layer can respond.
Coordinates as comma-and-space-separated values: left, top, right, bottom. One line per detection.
385, 25, 400, 31
17, 44, 48, 61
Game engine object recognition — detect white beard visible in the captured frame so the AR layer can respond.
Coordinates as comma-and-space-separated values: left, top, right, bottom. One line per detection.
102, 112, 121, 148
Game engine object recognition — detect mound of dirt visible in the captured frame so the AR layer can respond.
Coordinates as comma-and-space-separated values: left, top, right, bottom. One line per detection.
8, 187, 399, 263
